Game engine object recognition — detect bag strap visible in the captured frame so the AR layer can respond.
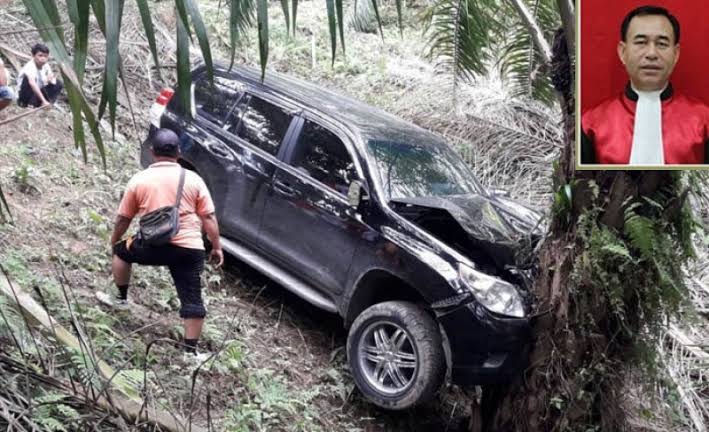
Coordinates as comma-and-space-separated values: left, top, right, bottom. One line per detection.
175, 168, 186, 208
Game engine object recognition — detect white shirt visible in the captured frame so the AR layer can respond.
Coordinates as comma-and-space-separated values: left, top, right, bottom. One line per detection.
629, 85, 665, 165
17, 60, 52, 91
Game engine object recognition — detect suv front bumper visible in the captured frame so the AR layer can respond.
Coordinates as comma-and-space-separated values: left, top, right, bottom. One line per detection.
437, 301, 531, 385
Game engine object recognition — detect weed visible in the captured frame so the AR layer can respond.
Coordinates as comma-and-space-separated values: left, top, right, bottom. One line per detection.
12, 158, 40, 194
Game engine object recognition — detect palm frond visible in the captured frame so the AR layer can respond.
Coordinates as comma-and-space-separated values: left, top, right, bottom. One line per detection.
176, 8, 192, 112
22, 0, 106, 166
325, 0, 337, 63
135, 0, 161, 81
292, 0, 299, 36
424, 0, 499, 86
256, 0, 269, 79
22, 0, 221, 150
66, 0, 89, 84
370, 0, 384, 39
279, 0, 291, 36
348, 0, 390, 35
100, 0, 124, 137
293, 0, 298, 37
185, 0, 214, 84
228, 0, 257, 69
496, 0, 559, 105
349, 0, 376, 33
336, 0, 346, 56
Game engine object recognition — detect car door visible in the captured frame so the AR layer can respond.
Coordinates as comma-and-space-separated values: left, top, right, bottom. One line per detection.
170, 75, 245, 232
259, 117, 366, 295
216, 93, 298, 246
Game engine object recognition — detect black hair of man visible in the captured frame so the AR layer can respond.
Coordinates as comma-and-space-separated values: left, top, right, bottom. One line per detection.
621, 5, 680, 44
151, 128, 180, 158
31, 43, 50, 56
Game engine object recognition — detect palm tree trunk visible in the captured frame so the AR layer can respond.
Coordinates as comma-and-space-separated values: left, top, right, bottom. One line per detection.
482, 27, 682, 432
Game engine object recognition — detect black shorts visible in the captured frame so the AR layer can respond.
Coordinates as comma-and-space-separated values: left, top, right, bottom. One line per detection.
113, 236, 207, 319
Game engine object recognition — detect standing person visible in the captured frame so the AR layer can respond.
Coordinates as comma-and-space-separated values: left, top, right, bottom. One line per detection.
17, 43, 63, 108
581, 5, 709, 165
105, 128, 224, 360
0, 57, 13, 112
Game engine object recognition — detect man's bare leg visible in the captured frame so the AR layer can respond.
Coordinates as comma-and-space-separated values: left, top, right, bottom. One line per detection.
112, 254, 131, 284
112, 254, 131, 300
183, 318, 205, 355
184, 318, 204, 340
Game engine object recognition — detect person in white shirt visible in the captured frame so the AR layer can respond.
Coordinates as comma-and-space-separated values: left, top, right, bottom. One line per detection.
17, 43, 63, 108
0, 57, 13, 112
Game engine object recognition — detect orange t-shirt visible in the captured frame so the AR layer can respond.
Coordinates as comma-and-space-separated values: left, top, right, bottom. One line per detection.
117, 162, 216, 250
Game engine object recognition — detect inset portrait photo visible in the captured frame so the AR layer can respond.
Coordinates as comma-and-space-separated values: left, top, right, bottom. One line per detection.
579, 1, 709, 168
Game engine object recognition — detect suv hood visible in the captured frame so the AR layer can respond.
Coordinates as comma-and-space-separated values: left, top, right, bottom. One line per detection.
391, 194, 544, 271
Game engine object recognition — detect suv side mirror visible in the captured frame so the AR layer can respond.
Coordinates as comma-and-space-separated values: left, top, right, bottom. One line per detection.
348, 180, 365, 208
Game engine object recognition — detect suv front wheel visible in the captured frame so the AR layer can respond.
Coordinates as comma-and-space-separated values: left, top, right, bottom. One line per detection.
346, 301, 446, 409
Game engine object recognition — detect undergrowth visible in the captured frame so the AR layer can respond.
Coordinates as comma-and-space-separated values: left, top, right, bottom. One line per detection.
555, 171, 701, 430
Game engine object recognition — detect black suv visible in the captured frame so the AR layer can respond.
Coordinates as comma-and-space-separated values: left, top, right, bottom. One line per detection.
143, 64, 542, 410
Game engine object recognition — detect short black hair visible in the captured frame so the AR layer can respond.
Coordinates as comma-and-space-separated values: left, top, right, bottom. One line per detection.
31, 43, 49, 56
621, 6, 680, 44
152, 129, 180, 157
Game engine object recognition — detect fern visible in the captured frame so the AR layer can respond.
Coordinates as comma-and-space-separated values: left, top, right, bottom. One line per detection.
624, 209, 656, 258
65, 346, 103, 392
33, 393, 80, 432
117, 368, 147, 389
600, 243, 633, 261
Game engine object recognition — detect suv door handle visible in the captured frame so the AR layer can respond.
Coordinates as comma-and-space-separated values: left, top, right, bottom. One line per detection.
206, 141, 230, 158
272, 180, 297, 197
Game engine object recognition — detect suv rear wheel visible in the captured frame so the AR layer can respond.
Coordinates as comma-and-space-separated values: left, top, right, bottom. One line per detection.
346, 301, 446, 409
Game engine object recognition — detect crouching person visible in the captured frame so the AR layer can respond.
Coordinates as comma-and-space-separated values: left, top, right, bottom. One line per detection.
106, 128, 224, 360
0, 58, 13, 112
17, 43, 63, 108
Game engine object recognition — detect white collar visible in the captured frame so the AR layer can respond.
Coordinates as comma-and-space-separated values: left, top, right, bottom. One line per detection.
629, 84, 665, 165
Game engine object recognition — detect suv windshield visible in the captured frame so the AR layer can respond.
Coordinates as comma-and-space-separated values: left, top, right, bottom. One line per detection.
366, 139, 483, 201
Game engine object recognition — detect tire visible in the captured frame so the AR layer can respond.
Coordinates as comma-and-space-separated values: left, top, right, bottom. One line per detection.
346, 301, 446, 410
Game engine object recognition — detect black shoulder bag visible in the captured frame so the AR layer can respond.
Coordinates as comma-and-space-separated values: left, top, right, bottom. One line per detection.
137, 168, 186, 246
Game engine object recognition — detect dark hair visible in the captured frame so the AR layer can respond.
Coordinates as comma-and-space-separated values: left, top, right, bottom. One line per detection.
621, 6, 680, 44
31, 43, 50, 56
151, 128, 180, 157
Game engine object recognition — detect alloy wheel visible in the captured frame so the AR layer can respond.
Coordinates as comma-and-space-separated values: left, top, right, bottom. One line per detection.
357, 321, 418, 395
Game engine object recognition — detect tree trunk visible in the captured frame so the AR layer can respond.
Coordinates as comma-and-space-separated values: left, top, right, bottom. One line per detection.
482, 28, 690, 432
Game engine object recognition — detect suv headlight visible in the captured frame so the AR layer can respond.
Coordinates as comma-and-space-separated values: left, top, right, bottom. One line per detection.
458, 263, 525, 318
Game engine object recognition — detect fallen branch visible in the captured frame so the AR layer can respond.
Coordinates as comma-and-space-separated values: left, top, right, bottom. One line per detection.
0, 25, 66, 37
0, 105, 50, 126
0, 42, 31, 62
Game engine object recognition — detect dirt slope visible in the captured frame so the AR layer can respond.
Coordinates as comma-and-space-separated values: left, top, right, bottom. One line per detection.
0, 92, 479, 431
0, 0, 482, 428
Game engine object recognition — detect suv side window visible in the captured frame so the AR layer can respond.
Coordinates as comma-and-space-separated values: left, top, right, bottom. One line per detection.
236, 95, 293, 156
292, 120, 356, 195
194, 76, 244, 125
225, 94, 251, 137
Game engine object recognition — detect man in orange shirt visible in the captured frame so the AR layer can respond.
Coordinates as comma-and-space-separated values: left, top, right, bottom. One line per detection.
107, 129, 224, 359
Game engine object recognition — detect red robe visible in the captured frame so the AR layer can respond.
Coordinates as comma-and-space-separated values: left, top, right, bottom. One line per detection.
581, 83, 709, 164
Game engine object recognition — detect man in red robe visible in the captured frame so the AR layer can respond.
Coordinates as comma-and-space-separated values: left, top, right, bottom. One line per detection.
581, 5, 709, 165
